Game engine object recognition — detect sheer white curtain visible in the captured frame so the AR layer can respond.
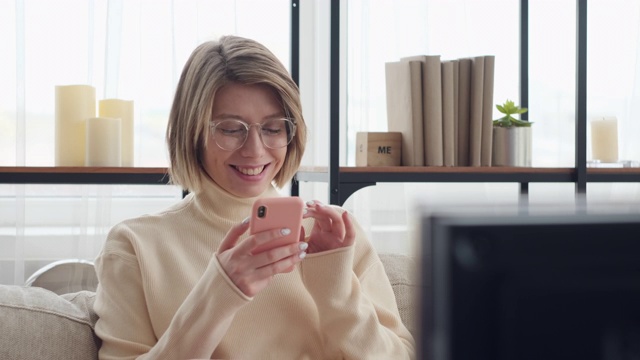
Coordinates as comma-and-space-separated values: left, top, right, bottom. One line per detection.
1, 0, 290, 285
339, 0, 640, 255
4, 0, 640, 284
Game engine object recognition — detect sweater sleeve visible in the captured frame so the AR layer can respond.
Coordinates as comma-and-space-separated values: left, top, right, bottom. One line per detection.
94, 223, 250, 360
300, 212, 416, 359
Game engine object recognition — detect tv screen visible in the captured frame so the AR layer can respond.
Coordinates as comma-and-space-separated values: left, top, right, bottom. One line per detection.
419, 207, 640, 360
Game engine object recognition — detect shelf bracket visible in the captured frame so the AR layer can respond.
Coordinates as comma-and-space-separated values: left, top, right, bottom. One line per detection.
336, 182, 377, 206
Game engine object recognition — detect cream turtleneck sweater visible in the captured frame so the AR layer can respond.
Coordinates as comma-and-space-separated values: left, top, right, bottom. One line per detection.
93, 177, 415, 359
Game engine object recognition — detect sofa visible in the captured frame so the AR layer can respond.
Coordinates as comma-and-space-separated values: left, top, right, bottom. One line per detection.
0, 253, 419, 359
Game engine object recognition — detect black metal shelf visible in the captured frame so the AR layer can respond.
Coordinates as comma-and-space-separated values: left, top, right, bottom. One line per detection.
295, 166, 577, 205
586, 169, 640, 183
5, 2, 639, 203
296, 167, 576, 183
290, 0, 627, 206
0, 167, 170, 185
294, 166, 640, 205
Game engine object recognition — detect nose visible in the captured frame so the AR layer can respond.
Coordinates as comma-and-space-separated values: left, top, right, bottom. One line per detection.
239, 125, 266, 157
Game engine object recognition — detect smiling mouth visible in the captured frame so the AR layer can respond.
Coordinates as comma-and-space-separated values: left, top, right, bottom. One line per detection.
233, 165, 266, 176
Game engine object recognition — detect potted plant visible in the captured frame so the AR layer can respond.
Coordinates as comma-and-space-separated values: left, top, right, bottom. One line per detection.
492, 99, 533, 167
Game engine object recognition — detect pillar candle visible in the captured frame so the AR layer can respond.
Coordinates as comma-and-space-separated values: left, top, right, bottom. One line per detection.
85, 117, 122, 167
591, 117, 618, 163
99, 99, 134, 167
55, 85, 96, 166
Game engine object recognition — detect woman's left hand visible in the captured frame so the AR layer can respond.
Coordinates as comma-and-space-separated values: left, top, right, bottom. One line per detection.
303, 200, 356, 254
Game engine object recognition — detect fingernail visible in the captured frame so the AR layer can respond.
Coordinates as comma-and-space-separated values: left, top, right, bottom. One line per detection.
298, 251, 307, 259
306, 200, 314, 206
298, 242, 308, 250
281, 228, 291, 235
303, 208, 308, 215
242, 217, 250, 225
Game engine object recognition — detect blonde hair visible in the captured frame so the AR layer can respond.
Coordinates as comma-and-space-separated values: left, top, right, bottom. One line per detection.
166, 35, 306, 193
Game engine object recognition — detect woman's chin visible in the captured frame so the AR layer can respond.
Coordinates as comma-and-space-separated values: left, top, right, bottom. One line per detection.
228, 175, 273, 197
231, 184, 270, 198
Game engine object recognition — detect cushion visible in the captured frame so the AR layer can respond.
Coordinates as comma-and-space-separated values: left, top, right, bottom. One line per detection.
25, 259, 99, 295
378, 253, 419, 337
0, 285, 100, 360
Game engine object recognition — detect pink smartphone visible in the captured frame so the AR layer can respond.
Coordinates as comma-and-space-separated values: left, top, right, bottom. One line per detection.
249, 196, 305, 254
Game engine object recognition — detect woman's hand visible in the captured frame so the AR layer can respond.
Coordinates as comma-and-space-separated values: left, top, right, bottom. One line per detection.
216, 219, 308, 297
303, 200, 356, 254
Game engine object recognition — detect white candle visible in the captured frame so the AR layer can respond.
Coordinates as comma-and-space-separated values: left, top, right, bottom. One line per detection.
55, 85, 96, 166
591, 117, 618, 163
99, 99, 134, 167
85, 117, 122, 167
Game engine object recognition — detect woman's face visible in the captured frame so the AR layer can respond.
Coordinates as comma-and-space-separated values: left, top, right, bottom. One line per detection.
202, 82, 287, 198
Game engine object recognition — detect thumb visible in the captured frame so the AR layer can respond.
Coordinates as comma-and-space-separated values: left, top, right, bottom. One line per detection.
341, 211, 356, 247
218, 218, 250, 253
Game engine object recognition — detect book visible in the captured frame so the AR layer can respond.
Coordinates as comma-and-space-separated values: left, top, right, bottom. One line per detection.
385, 60, 425, 166
441, 61, 455, 166
481, 55, 495, 166
457, 58, 472, 166
401, 55, 443, 166
469, 56, 485, 167
452, 60, 460, 166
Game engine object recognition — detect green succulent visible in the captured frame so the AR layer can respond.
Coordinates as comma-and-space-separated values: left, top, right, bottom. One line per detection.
493, 99, 532, 127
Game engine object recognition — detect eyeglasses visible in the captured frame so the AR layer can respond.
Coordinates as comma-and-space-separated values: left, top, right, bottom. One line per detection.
209, 118, 296, 151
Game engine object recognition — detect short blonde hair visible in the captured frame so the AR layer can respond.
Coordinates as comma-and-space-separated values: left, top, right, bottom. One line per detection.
166, 35, 307, 193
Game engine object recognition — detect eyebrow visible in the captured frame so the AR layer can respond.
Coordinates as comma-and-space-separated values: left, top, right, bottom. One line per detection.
212, 112, 285, 121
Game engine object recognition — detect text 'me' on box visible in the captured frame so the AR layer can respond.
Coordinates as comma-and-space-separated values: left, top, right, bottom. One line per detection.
356, 132, 402, 166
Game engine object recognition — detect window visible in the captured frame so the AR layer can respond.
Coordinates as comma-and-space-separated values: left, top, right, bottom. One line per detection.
1, 0, 290, 285
3, 0, 640, 284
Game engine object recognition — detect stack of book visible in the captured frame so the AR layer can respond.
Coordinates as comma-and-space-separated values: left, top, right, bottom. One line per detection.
385, 55, 495, 167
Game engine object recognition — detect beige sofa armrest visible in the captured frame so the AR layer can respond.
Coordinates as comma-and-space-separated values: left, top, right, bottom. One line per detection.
379, 253, 419, 338
0, 285, 99, 360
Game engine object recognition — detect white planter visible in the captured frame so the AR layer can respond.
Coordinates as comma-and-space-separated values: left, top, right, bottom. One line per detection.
492, 126, 532, 167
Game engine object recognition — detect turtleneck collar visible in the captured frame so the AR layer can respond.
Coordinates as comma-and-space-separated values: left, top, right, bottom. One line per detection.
190, 174, 281, 223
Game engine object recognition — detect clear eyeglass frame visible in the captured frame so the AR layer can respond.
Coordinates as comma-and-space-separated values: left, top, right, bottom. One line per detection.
209, 118, 296, 151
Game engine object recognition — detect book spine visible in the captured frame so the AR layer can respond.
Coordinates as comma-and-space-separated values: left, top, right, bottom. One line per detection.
457, 58, 472, 166
441, 61, 455, 166
481, 55, 496, 166
409, 61, 425, 166
452, 60, 460, 166
469, 56, 485, 167
385, 61, 425, 166
423, 56, 444, 166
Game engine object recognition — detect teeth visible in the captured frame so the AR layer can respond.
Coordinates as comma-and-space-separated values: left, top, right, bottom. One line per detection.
236, 165, 264, 176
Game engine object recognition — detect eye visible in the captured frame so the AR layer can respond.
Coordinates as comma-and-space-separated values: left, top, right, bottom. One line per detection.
216, 121, 246, 136
261, 120, 285, 135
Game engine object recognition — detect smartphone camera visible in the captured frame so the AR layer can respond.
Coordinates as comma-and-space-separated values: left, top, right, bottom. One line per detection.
257, 205, 267, 218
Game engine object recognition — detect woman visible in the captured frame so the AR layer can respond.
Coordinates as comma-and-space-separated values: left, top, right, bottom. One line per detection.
93, 35, 415, 359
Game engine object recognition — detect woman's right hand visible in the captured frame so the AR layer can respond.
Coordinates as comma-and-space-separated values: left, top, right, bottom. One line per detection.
215, 219, 307, 297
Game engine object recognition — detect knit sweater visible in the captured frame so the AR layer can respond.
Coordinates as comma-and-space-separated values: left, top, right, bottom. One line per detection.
93, 177, 415, 359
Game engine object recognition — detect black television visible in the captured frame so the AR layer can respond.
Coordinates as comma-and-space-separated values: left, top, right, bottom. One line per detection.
418, 205, 640, 360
